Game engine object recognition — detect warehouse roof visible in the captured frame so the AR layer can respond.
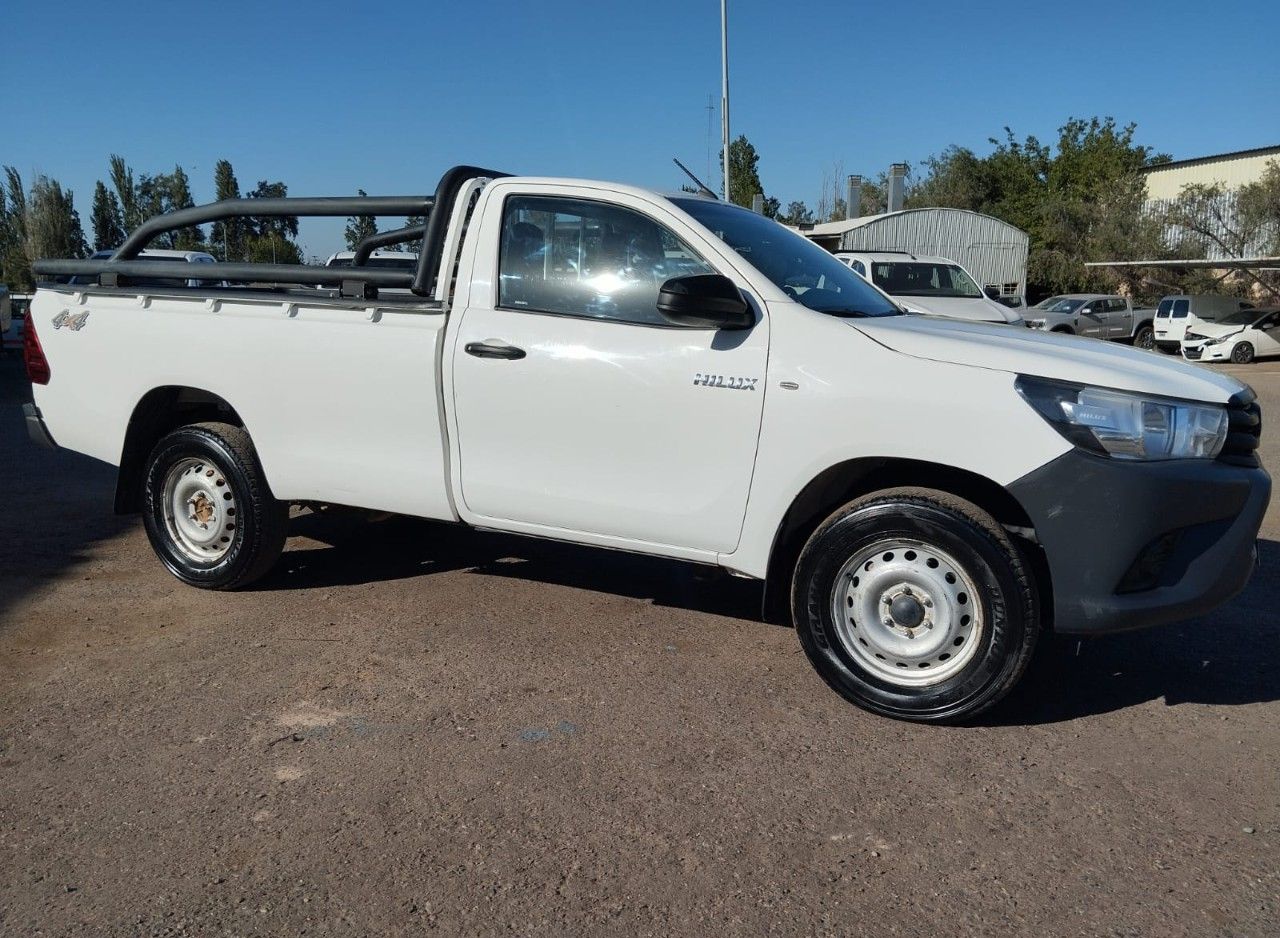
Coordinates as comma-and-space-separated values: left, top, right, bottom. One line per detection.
1140, 144, 1280, 174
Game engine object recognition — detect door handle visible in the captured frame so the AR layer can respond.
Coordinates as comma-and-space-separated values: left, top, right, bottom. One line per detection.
465, 340, 526, 360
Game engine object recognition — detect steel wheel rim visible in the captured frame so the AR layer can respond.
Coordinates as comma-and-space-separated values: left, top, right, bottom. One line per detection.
162, 457, 238, 563
830, 538, 984, 687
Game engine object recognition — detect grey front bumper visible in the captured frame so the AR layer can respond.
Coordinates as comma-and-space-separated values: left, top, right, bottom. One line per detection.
23, 402, 56, 449
1009, 450, 1269, 634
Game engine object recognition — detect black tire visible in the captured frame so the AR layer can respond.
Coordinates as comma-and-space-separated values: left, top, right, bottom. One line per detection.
1231, 342, 1255, 364
792, 488, 1039, 724
1132, 323, 1155, 350
1050, 326, 1073, 335
142, 422, 288, 589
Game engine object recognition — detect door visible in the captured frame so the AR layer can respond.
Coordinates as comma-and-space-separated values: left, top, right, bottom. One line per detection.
1253, 312, 1280, 358
1106, 298, 1131, 338
449, 192, 768, 555
1077, 300, 1107, 337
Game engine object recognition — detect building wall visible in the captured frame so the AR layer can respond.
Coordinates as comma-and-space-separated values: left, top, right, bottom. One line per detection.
836, 209, 1030, 299
1142, 148, 1280, 201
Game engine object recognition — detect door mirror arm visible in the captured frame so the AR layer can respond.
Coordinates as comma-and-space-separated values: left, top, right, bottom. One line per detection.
656, 274, 754, 330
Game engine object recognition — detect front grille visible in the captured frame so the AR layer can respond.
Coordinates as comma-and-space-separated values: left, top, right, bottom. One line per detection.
1220, 394, 1262, 467
1184, 347, 1202, 360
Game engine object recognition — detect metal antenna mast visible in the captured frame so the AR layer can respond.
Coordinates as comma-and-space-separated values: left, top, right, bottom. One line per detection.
720, 0, 731, 202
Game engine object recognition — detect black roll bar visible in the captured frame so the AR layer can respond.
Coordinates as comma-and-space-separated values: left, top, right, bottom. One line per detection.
33, 165, 511, 298
35, 258, 413, 289
415, 165, 510, 296
351, 224, 426, 265
113, 196, 431, 261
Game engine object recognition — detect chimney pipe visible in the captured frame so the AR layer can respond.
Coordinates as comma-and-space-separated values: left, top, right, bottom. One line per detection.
751, 193, 764, 215
845, 175, 862, 220
887, 163, 907, 213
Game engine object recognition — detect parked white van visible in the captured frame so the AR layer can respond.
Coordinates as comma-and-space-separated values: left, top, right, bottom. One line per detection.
1153, 294, 1255, 352
835, 251, 1023, 325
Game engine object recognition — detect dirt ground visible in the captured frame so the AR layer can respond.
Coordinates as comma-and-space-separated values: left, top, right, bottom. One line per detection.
1, 353, 1277, 937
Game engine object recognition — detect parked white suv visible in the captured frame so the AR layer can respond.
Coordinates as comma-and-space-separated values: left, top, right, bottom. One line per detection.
835, 251, 1023, 325
1153, 294, 1255, 353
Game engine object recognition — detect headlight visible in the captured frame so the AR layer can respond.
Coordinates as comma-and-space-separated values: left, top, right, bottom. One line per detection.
1203, 333, 1235, 347
1016, 375, 1228, 460
1027, 318, 1046, 329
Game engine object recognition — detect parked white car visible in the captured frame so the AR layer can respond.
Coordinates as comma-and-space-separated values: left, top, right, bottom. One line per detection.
1153, 294, 1256, 353
834, 251, 1023, 325
69, 249, 224, 288
24, 167, 1269, 723
1183, 308, 1280, 364
323, 249, 419, 271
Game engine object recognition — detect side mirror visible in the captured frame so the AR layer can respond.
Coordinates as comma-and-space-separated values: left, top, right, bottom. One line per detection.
657, 274, 753, 330
983, 285, 1001, 300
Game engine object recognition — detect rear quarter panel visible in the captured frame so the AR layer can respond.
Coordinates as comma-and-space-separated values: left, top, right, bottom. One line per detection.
30, 288, 455, 520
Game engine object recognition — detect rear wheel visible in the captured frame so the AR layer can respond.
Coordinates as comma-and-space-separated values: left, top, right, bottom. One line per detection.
1231, 342, 1255, 364
1133, 324, 1155, 350
1051, 326, 1073, 335
792, 488, 1039, 723
142, 422, 288, 589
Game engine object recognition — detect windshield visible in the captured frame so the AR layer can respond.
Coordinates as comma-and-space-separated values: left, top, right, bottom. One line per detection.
671, 198, 900, 317
871, 261, 982, 298
1219, 310, 1259, 326
1033, 296, 1085, 313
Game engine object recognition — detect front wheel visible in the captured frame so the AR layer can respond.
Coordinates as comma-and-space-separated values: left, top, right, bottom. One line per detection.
142, 422, 288, 589
1132, 324, 1155, 350
792, 488, 1039, 723
1231, 342, 1255, 364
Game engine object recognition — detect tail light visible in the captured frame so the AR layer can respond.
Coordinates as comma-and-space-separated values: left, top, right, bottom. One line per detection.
24, 314, 51, 385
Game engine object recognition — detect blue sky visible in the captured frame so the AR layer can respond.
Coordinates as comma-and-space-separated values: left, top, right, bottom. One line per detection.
4, 0, 1277, 259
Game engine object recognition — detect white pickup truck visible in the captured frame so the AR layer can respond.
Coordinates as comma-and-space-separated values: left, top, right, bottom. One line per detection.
24, 166, 1269, 723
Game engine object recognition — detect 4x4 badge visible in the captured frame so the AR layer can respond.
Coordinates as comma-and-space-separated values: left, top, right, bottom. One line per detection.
51, 310, 90, 331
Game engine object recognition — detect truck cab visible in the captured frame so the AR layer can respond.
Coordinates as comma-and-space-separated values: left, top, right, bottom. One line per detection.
833, 251, 1023, 325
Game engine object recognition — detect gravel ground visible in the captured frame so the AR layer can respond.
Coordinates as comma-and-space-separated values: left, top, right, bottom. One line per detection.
1, 353, 1277, 937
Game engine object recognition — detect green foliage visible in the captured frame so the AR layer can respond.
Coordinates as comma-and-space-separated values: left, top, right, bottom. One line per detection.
167, 166, 203, 251
727, 135, 764, 208
777, 200, 813, 226
244, 232, 303, 265
210, 159, 247, 261
109, 154, 141, 231
344, 189, 379, 250
906, 118, 1172, 296
90, 181, 125, 250
0, 168, 87, 289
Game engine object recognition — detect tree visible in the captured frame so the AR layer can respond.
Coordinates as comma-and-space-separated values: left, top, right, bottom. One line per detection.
167, 165, 203, 250
245, 180, 301, 264
109, 154, 142, 231
0, 168, 87, 288
344, 189, 379, 250
90, 181, 126, 250
210, 159, 247, 261
1163, 159, 1280, 299
777, 200, 813, 226
0, 167, 30, 288
727, 135, 765, 208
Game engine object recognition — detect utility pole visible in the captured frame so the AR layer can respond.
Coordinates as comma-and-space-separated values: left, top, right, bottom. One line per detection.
720, 0, 731, 202
705, 94, 715, 183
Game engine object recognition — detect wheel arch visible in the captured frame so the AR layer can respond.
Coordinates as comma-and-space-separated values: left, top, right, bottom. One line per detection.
1051, 325, 1074, 335
760, 457, 1049, 626
115, 386, 245, 514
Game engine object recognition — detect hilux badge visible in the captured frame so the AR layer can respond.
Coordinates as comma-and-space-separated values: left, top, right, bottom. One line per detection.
694, 373, 758, 391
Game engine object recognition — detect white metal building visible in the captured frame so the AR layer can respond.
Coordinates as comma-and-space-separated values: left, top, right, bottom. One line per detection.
797, 208, 1030, 301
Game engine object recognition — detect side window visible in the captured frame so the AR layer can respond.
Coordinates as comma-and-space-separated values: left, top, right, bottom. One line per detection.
498, 195, 716, 325
851, 260, 866, 277
1110, 298, 1125, 312
1172, 299, 1189, 319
